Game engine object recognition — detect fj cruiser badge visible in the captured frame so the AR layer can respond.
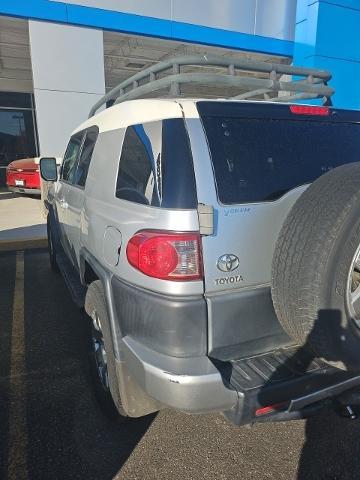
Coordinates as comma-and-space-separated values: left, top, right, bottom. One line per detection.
217, 254, 239, 272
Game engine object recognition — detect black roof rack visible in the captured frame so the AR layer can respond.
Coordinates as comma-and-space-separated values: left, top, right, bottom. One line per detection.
89, 55, 334, 118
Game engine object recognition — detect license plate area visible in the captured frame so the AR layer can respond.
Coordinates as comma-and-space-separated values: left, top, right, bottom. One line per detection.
15, 179, 25, 186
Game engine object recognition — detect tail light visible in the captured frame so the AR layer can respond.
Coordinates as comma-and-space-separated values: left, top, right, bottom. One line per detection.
290, 105, 329, 116
126, 231, 202, 281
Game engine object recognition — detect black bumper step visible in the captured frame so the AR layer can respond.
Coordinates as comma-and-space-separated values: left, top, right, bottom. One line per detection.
227, 346, 329, 391
216, 346, 360, 424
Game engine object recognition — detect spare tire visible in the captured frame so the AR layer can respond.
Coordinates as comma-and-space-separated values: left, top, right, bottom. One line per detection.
272, 163, 360, 371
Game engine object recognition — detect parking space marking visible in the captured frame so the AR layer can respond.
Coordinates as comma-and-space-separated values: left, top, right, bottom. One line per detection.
7, 251, 28, 480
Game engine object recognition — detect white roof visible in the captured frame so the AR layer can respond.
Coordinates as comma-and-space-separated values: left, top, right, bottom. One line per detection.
73, 97, 300, 135
73, 98, 185, 134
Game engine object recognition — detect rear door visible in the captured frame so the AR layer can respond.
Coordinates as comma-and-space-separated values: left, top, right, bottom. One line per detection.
66, 126, 99, 269
55, 132, 84, 259
189, 101, 360, 358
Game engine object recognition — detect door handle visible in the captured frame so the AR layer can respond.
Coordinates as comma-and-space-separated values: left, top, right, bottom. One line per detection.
59, 199, 68, 209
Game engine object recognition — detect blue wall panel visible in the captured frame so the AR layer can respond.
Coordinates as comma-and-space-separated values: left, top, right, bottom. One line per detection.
0, 0, 293, 56
317, 0, 360, 10
316, 2, 360, 62
294, 0, 360, 109
0, 0, 67, 22
296, 0, 309, 24
293, 2, 319, 61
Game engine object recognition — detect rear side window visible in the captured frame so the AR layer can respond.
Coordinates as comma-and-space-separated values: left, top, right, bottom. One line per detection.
200, 113, 360, 204
116, 119, 197, 208
74, 127, 98, 187
161, 119, 197, 209
116, 124, 159, 206
61, 133, 83, 183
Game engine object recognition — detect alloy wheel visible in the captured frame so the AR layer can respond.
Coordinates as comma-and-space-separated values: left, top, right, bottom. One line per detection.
90, 310, 109, 390
347, 245, 360, 327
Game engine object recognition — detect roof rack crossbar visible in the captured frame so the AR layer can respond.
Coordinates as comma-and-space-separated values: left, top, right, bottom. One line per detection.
89, 55, 334, 118
232, 76, 326, 101
270, 92, 320, 103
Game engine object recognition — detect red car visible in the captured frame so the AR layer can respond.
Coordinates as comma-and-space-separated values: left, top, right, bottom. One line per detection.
6, 157, 41, 195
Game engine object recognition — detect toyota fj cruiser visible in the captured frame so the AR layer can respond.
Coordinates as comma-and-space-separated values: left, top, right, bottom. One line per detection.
40, 56, 360, 425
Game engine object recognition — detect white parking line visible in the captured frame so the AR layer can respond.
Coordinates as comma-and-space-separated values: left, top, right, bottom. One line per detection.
7, 251, 28, 480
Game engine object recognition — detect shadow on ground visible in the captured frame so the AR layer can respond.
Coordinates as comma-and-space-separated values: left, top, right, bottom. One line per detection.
0, 192, 21, 201
0, 189, 40, 201
258, 309, 360, 480
0, 249, 155, 480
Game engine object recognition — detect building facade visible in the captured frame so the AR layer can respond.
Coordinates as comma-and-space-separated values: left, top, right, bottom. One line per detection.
0, 0, 359, 185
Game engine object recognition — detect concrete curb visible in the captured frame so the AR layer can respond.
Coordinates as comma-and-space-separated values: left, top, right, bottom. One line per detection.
0, 237, 48, 252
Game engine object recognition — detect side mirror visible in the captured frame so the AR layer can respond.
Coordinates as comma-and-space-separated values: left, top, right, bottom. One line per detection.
40, 157, 58, 182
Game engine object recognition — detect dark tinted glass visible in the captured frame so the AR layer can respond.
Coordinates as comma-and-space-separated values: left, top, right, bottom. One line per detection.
61, 133, 83, 183
116, 120, 197, 208
201, 116, 360, 204
116, 124, 160, 206
161, 119, 197, 209
74, 128, 98, 187
0, 92, 32, 109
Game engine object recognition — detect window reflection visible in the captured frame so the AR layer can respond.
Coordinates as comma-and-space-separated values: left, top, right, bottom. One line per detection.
0, 93, 38, 186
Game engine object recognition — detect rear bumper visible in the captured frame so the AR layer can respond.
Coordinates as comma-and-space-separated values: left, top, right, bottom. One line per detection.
121, 336, 238, 413
110, 276, 360, 420
6, 169, 40, 193
121, 336, 360, 421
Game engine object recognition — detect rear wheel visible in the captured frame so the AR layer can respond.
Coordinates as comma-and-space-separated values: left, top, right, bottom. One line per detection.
272, 163, 360, 371
85, 280, 128, 421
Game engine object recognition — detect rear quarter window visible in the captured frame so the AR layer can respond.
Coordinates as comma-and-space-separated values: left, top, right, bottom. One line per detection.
116, 119, 197, 209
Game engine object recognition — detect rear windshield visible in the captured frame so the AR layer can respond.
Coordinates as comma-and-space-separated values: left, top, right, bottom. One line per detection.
200, 113, 360, 204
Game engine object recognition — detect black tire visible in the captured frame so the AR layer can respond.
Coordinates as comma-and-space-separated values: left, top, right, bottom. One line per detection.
47, 216, 60, 273
85, 280, 128, 421
272, 163, 360, 371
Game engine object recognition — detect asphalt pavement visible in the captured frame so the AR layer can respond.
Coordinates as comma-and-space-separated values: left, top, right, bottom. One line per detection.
1, 249, 360, 480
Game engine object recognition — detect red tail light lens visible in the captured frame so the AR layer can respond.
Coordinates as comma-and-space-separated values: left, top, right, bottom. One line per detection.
126, 231, 202, 281
290, 105, 329, 116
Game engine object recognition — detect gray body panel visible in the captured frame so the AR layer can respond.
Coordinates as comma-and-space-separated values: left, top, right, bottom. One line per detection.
82, 127, 203, 297
207, 287, 292, 360
112, 276, 207, 358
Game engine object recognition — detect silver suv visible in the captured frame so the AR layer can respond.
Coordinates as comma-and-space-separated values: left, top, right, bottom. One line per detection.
40, 56, 360, 425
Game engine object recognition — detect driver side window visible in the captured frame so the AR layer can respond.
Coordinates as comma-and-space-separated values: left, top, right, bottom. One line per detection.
61, 133, 84, 183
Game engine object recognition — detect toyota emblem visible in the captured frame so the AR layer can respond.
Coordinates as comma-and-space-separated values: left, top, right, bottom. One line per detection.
217, 254, 239, 272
